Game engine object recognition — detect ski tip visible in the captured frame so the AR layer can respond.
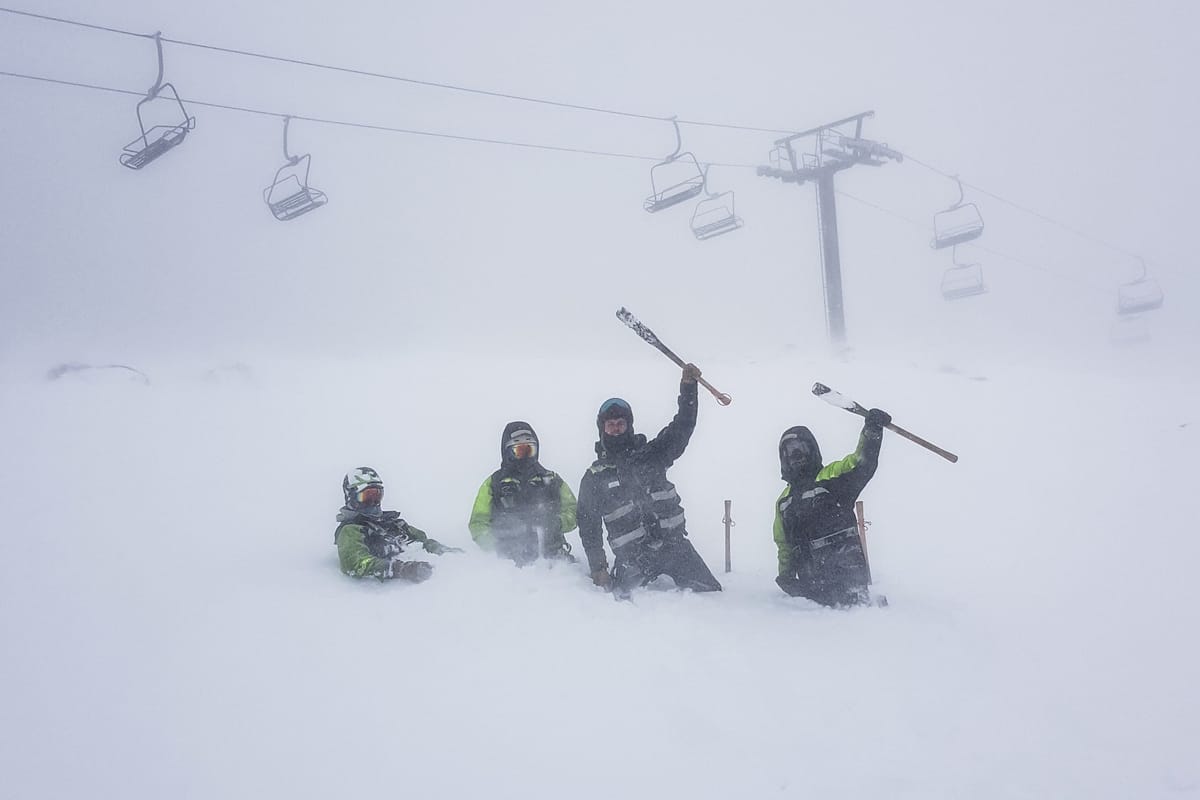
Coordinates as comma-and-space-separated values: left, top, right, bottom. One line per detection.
812, 382, 831, 396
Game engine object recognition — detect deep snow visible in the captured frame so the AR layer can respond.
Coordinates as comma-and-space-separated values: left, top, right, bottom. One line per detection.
1, 350, 1197, 799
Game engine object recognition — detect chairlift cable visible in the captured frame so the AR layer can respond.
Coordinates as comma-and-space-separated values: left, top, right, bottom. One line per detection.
901, 151, 1148, 263
0, 5, 799, 135
836, 189, 1109, 293
0, 4, 1180, 255
0, 68, 755, 168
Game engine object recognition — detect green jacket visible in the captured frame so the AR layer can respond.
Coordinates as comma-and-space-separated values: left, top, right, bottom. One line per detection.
468, 468, 578, 551
773, 429, 880, 576
335, 510, 446, 580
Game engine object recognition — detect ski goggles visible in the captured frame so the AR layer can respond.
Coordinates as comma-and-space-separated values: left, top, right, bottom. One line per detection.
509, 442, 538, 460
603, 418, 628, 436
356, 485, 383, 506
780, 435, 817, 461
505, 430, 537, 460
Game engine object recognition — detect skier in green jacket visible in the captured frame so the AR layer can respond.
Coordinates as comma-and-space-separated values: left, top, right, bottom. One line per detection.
468, 421, 579, 565
335, 467, 460, 582
773, 408, 890, 606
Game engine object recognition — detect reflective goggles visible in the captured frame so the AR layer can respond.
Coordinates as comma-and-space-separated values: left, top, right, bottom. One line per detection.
509, 442, 538, 460
356, 485, 384, 506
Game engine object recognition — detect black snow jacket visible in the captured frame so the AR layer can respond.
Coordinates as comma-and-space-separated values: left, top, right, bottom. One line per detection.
773, 422, 882, 579
577, 381, 698, 573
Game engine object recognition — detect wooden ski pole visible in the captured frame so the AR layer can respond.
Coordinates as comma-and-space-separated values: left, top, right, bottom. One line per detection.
615, 307, 733, 405
723, 500, 734, 573
855, 500, 872, 585
812, 382, 959, 463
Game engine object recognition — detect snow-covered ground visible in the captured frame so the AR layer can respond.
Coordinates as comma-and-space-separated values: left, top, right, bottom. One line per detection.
1, 349, 1196, 799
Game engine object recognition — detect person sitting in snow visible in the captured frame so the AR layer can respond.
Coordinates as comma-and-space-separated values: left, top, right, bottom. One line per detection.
576, 364, 722, 597
335, 467, 460, 582
468, 421, 579, 565
773, 408, 890, 607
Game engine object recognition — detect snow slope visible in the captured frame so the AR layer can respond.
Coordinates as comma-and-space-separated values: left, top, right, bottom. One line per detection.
1, 350, 1196, 799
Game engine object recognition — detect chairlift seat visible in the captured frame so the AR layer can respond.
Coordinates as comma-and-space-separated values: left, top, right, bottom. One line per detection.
1117, 279, 1163, 315
940, 265, 987, 300
263, 155, 327, 222
644, 176, 704, 213
931, 203, 984, 249
644, 151, 705, 213
691, 192, 743, 240
264, 174, 327, 222
119, 83, 195, 171
120, 121, 193, 170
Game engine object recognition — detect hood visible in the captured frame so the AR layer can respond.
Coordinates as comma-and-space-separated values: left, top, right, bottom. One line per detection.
500, 420, 540, 472
779, 425, 823, 484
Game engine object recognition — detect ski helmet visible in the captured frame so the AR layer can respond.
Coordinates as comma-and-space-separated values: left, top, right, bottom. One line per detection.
343, 466, 384, 511
597, 397, 635, 452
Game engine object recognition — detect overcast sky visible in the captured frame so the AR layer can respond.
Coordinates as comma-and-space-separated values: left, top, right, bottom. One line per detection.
2, 0, 1197, 370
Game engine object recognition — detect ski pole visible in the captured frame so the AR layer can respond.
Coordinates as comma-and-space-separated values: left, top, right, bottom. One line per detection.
615, 307, 732, 405
812, 382, 958, 463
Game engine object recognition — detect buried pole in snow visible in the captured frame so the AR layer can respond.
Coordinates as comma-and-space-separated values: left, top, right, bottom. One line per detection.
723, 500, 735, 573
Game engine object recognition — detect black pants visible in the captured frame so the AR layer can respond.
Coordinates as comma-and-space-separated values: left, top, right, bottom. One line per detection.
612, 533, 722, 595
777, 543, 869, 607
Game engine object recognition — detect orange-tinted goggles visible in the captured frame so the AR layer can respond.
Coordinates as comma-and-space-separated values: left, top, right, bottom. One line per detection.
510, 442, 537, 460
357, 486, 383, 506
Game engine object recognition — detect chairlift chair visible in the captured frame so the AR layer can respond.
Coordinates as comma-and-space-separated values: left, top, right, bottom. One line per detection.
940, 246, 987, 300
263, 117, 328, 222
690, 166, 743, 240
930, 175, 984, 249
644, 118, 705, 213
1116, 259, 1163, 315
119, 33, 195, 170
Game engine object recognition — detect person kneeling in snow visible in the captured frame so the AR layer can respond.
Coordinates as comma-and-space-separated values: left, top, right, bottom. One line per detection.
335, 467, 461, 582
577, 364, 722, 597
773, 408, 890, 607
468, 422, 579, 566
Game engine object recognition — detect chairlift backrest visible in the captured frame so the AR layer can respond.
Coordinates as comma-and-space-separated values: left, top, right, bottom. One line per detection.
930, 175, 984, 249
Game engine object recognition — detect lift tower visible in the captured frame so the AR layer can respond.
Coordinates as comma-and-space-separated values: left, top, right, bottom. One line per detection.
757, 112, 902, 346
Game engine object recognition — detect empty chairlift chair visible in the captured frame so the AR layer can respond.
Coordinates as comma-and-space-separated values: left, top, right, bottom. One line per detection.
263, 116, 328, 222
644, 117, 705, 213
1116, 259, 1163, 315
940, 245, 987, 300
119, 32, 195, 170
930, 175, 984, 249
690, 166, 743, 240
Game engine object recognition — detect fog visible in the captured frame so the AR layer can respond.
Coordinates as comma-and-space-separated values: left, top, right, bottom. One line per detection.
3, 0, 1197, 371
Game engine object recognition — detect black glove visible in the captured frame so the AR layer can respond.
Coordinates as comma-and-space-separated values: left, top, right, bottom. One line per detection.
865, 408, 892, 429
391, 560, 434, 583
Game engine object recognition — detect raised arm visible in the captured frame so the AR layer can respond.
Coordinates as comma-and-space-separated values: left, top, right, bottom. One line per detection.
642, 377, 699, 467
